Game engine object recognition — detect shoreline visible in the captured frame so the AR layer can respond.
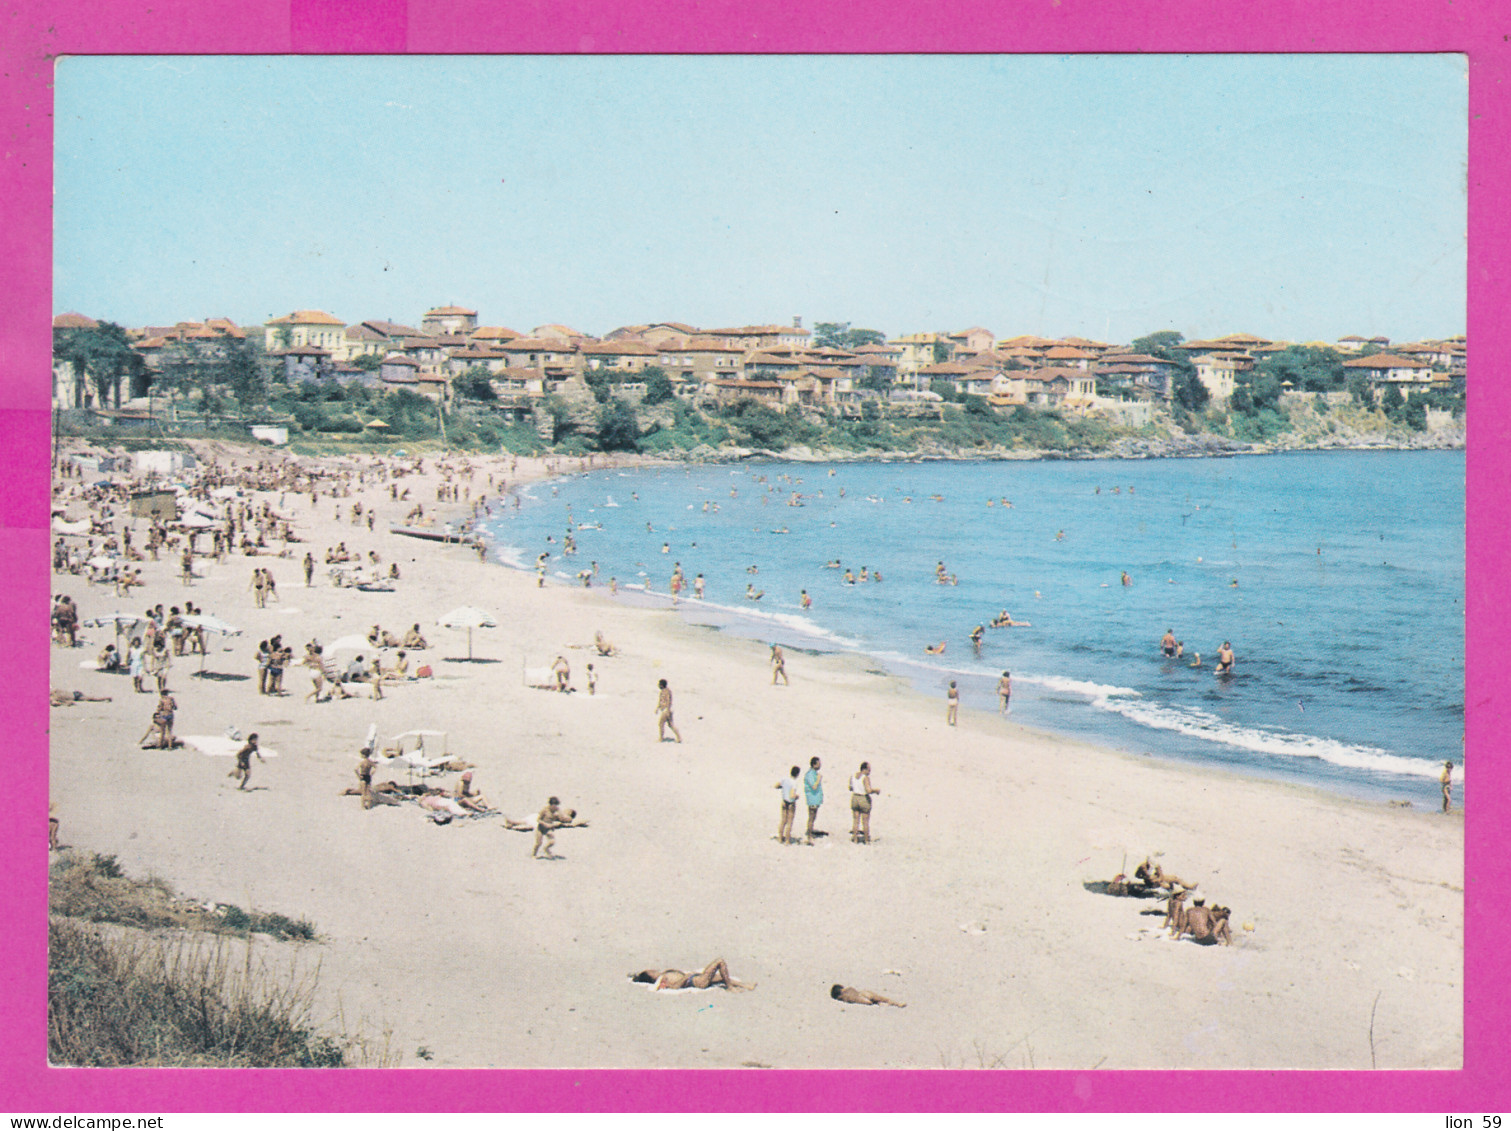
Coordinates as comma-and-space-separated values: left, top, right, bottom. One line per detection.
48, 442, 1463, 1069
480, 452, 1463, 813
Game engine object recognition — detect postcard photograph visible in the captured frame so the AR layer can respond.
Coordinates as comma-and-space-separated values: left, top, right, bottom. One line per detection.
44, 53, 1465, 1072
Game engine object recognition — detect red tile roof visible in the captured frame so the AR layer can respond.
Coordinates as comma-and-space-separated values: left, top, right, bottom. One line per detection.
268, 310, 343, 326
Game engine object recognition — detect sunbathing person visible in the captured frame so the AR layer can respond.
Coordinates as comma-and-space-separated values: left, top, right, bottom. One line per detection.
1175, 897, 1229, 945
594, 630, 617, 656
402, 624, 429, 649
50, 688, 113, 706
630, 958, 754, 991
1135, 856, 1196, 891
453, 770, 490, 812
830, 984, 905, 1007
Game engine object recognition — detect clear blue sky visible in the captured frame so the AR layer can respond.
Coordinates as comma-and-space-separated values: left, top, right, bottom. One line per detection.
53, 54, 1466, 344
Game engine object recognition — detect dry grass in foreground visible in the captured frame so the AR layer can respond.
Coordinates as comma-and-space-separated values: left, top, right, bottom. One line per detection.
48, 852, 392, 1067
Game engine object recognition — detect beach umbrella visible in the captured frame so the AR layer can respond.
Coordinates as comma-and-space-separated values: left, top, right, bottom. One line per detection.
83, 611, 146, 643
180, 612, 243, 675
326, 634, 373, 654
437, 606, 497, 660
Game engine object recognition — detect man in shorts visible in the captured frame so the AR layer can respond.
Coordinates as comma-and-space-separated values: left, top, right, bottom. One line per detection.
776, 766, 801, 844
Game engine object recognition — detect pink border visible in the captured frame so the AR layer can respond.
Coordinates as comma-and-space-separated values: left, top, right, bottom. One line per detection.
4, 0, 1502, 1112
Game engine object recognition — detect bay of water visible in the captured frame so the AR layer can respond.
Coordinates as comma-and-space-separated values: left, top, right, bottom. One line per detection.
480, 451, 1464, 808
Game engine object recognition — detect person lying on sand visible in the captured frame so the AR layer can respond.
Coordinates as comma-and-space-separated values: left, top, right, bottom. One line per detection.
831, 984, 905, 1007
630, 958, 754, 991
50, 688, 113, 706
1135, 857, 1196, 891
594, 630, 617, 656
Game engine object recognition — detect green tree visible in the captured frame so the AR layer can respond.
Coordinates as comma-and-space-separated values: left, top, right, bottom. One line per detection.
812, 323, 887, 351
1348, 373, 1373, 405
597, 397, 641, 451
1254, 345, 1345, 393
453, 365, 497, 402
1379, 382, 1406, 419
223, 338, 265, 405
930, 340, 953, 365
1131, 330, 1185, 357
349, 353, 382, 372
1171, 367, 1210, 412
53, 321, 146, 409
641, 365, 674, 405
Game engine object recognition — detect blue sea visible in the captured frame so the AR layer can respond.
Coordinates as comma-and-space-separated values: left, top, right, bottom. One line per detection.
479, 451, 1465, 808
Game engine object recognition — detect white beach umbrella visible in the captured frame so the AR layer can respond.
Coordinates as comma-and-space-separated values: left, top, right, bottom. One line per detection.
180, 613, 242, 637
437, 606, 497, 660
326, 634, 374, 654
83, 611, 146, 642
180, 612, 243, 675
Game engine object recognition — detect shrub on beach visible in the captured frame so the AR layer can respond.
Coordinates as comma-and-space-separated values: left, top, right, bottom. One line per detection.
48, 918, 347, 1067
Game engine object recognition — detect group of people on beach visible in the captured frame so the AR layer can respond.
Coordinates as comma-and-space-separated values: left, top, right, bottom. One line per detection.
776, 758, 880, 845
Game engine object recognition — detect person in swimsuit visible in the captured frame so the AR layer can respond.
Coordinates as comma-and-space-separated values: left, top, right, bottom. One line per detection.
997, 671, 1012, 715
655, 679, 682, 743
1135, 856, 1196, 892
924, 642, 946, 655
946, 681, 959, 726
776, 766, 801, 844
551, 654, 571, 692
454, 770, 490, 813
630, 958, 754, 991
831, 984, 905, 1007
532, 797, 588, 859
1216, 641, 1235, 675
140, 691, 178, 748
771, 644, 788, 686
970, 625, 985, 652
1161, 629, 1178, 657
1441, 761, 1454, 814
849, 762, 879, 844
230, 733, 264, 790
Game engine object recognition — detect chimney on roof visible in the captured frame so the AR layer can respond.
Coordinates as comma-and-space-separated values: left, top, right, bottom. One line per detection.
793, 317, 802, 329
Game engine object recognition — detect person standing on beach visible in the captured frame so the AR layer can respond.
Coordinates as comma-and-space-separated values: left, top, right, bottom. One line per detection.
997, 671, 1012, 715
946, 681, 959, 726
230, 733, 264, 790
1441, 761, 1454, 814
777, 766, 801, 844
803, 757, 824, 843
771, 644, 789, 686
303, 552, 315, 587
655, 679, 682, 743
849, 762, 878, 844
694, 574, 705, 599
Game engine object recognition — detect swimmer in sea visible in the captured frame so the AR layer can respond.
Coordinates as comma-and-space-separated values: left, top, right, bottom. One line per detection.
826, 560, 841, 569
1161, 629, 1177, 658
843, 569, 856, 584
1216, 641, 1235, 675
1189, 652, 1202, 668
924, 642, 946, 655
801, 590, 812, 610
970, 625, 985, 652
746, 584, 764, 601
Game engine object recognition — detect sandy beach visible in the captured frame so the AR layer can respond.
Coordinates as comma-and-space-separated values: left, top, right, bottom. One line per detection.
47, 445, 1462, 1070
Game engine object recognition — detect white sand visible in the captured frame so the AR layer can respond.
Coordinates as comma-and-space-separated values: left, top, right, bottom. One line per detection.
48, 447, 1462, 1069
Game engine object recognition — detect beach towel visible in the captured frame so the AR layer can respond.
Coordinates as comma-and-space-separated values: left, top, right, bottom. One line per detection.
180, 735, 280, 758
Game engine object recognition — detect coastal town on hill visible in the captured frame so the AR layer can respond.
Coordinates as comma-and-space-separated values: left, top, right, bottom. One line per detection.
50, 307, 1467, 454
